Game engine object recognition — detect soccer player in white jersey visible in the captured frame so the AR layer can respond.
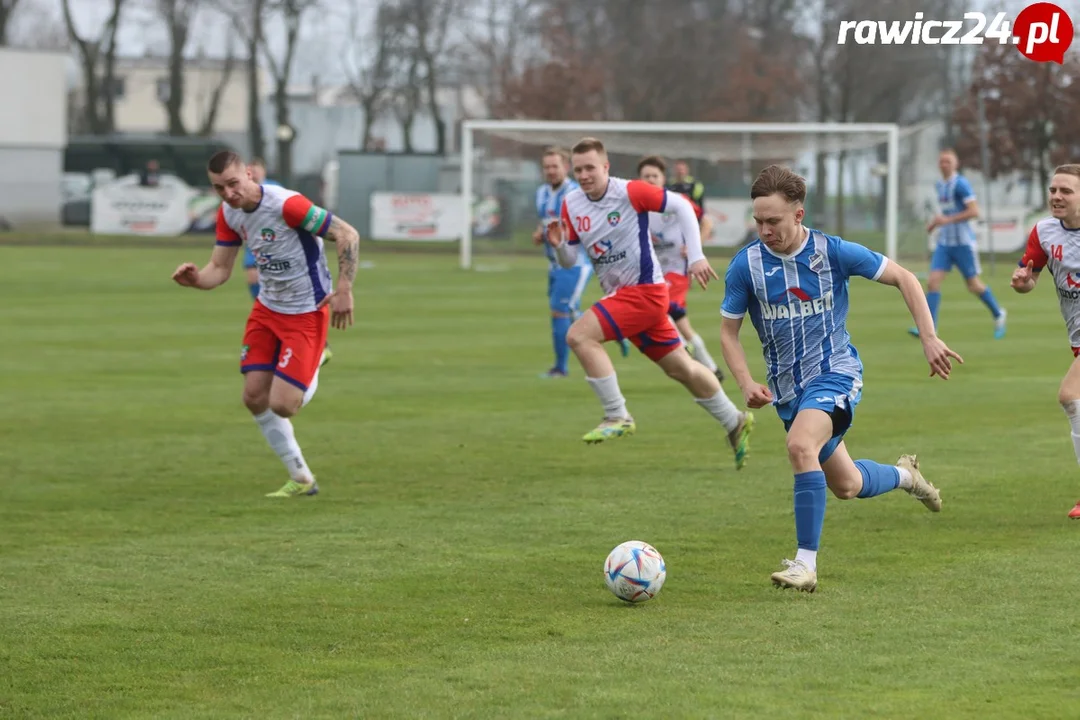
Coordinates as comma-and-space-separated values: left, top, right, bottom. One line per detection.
171, 151, 360, 498
546, 137, 753, 469
721, 165, 961, 592
1011, 164, 1080, 519
637, 155, 725, 382
909, 149, 1007, 339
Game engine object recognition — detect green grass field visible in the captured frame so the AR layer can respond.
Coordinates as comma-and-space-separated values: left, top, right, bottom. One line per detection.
2, 242, 1079, 719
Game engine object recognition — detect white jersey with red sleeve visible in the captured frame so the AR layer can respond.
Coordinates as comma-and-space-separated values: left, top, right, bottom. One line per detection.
1020, 216, 1080, 347
649, 196, 704, 276
216, 184, 334, 315
559, 177, 671, 294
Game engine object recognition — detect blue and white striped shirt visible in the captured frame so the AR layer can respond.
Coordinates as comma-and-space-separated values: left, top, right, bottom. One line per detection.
935, 174, 977, 247
536, 179, 584, 268
721, 229, 888, 406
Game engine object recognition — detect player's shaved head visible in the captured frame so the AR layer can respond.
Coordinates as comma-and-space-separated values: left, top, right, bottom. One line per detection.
751, 165, 806, 205
208, 150, 243, 174
208, 150, 259, 211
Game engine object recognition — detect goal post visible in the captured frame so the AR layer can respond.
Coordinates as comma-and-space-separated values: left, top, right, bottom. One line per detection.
459, 120, 902, 270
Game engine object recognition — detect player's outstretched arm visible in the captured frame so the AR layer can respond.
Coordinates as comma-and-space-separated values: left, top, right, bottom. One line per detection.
720, 316, 773, 408
877, 260, 964, 379
665, 191, 717, 289
172, 244, 238, 290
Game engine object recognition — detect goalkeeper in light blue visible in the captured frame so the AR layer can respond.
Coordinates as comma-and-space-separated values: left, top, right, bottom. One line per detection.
720, 165, 962, 593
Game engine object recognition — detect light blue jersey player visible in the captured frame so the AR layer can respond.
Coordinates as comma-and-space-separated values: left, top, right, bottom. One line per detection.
909, 149, 1006, 339
720, 165, 961, 593
533, 147, 605, 377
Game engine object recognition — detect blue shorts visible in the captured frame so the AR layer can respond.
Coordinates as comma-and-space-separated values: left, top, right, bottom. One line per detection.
243, 247, 257, 270
548, 265, 592, 314
930, 243, 981, 279
776, 372, 863, 464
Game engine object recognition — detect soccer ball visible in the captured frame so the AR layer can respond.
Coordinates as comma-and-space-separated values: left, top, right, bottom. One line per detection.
603, 540, 666, 603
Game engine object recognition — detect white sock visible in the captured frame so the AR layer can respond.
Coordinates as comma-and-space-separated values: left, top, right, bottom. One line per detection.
896, 466, 913, 490
689, 332, 718, 372
586, 375, 629, 419
695, 390, 742, 432
1064, 400, 1080, 465
302, 368, 319, 407
795, 548, 817, 572
253, 409, 313, 481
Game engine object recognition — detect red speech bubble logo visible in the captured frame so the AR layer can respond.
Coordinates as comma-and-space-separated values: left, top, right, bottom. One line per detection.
1013, 2, 1074, 63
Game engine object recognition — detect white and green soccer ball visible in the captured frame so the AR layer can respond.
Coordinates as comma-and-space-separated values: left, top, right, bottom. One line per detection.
604, 540, 666, 603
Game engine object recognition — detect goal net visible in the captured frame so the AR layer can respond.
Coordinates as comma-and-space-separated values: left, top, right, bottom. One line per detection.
459, 120, 931, 270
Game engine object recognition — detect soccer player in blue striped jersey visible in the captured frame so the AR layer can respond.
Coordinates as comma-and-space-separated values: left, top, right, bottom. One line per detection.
533, 147, 628, 377
909, 149, 1007, 339
720, 165, 962, 593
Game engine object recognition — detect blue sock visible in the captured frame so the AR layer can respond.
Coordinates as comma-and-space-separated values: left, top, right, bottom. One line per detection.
979, 288, 1003, 318
552, 315, 572, 373
854, 460, 901, 498
248, 282, 260, 300
926, 291, 941, 327
793, 471, 827, 551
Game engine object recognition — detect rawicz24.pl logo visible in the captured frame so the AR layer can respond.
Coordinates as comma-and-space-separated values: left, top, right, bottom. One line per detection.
837, 2, 1074, 63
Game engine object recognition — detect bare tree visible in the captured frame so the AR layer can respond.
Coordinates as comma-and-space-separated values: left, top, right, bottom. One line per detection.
261, 0, 317, 183
390, 46, 421, 151
214, 0, 267, 159
157, 0, 199, 135
344, 0, 401, 151
396, 0, 456, 154
62, 0, 126, 135
954, 44, 1080, 204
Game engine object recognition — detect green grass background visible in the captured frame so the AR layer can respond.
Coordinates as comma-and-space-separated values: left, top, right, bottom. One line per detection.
1, 241, 1077, 719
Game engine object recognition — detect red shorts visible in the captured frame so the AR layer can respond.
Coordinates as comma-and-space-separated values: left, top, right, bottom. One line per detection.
665, 272, 690, 312
241, 300, 329, 390
591, 283, 682, 362
1073, 346, 1079, 358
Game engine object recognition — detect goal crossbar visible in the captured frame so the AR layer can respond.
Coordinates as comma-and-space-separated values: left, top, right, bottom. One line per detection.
460, 120, 901, 269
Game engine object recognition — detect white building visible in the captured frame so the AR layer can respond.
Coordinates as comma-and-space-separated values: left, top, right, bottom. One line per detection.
0, 47, 68, 226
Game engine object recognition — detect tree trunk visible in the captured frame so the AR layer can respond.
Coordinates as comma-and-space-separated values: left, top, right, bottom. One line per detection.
100, 0, 123, 134
360, 98, 376, 151
246, 0, 265, 160
166, 19, 188, 135
0, 0, 19, 45
199, 44, 235, 136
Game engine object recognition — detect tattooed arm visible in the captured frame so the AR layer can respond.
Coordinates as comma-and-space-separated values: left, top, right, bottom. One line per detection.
324, 214, 361, 291
319, 214, 360, 329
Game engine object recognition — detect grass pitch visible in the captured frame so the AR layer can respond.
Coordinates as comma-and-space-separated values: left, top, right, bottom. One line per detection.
1, 243, 1078, 718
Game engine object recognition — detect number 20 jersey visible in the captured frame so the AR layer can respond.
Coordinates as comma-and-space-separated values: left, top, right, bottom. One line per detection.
559, 177, 668, 295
